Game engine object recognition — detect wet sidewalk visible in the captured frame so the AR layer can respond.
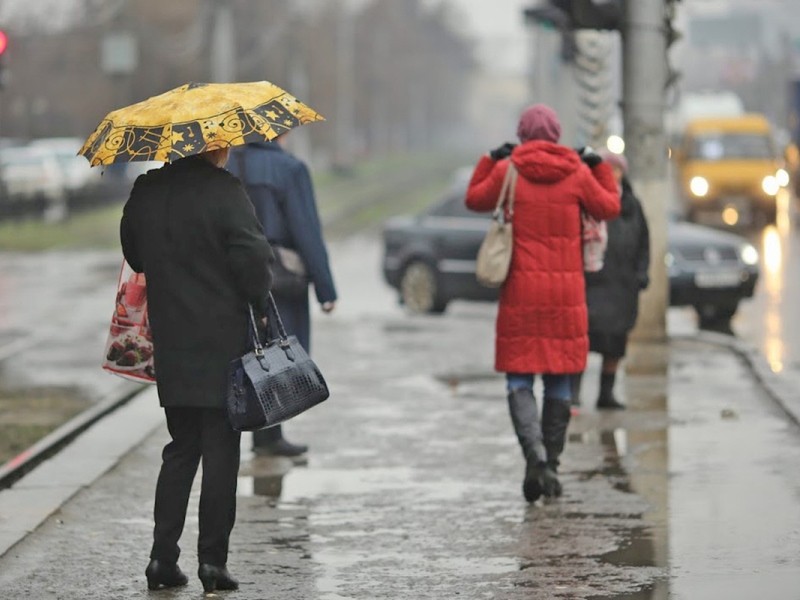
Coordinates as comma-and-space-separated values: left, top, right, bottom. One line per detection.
1, 276, 799, 599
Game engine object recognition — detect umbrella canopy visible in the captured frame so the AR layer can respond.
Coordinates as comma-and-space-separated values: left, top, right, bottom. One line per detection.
79, 81, 323, 166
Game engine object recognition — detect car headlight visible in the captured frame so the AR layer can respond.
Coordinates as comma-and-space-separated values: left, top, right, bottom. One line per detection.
664, 252, 675, 268
740, 243, 759, 266
776, 168, 790, 187
762, 175, 780, 196
690, 176, 709, 197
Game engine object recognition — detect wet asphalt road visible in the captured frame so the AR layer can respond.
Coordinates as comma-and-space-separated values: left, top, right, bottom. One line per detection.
0, 251, 127, 399
0, 237, 799, 598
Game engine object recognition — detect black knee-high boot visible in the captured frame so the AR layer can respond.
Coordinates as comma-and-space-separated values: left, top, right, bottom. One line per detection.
597, 371, 625, 410
541, 397, 572, 497
507, 388, 548, 502
569, 372, 583, 407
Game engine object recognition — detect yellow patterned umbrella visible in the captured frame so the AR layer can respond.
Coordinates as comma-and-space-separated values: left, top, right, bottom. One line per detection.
79, 81, 323, 166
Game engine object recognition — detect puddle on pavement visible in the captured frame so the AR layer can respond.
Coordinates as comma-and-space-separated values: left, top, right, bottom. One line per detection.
600, 526, 658, 568
570, 428, 634, 494
586, 588, 658, 600
239, 460, 417, 503
382, 321, 426, 334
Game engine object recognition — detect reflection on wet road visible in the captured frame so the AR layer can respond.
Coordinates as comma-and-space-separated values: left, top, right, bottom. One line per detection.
736, 221, 800, 373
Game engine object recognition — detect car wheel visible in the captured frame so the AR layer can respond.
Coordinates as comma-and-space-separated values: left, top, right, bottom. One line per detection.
694, 302, 738, 330
400, 261, 447, 314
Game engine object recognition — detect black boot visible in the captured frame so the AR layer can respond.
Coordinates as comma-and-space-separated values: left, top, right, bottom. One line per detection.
507, 388, 548, 502
569, 372, 583, 408
145, 559, 188, 590
541, 398, 572, 497
253, 424, 309, 457
597, 372, 626, 410
198, 564, 239, 593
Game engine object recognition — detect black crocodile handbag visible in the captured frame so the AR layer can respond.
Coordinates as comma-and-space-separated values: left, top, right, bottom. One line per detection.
226, 294, 329, 432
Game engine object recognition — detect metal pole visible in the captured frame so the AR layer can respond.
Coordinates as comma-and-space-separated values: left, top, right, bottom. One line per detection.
210, 0, 236, 83
623, 0, 669, 351
335, 1, 355, 167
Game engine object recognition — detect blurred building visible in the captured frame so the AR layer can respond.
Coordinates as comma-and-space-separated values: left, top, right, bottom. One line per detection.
673, 0, 800, 131
0, 0, 475, 166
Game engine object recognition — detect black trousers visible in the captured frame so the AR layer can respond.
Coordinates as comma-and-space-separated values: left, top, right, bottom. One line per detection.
150, 407, 240, 566
253, 290, 310, 448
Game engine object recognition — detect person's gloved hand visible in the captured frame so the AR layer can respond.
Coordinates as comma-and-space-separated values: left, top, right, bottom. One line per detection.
575, 145, 603, 168
489, 142, 516, 161
581, 151, 603, 168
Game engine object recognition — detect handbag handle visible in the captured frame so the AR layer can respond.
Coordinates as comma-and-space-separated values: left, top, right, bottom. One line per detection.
247, 293, 294, 359
492, 163, 518, 223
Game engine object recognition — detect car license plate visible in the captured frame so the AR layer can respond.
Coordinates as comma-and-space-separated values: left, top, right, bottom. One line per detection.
694, 271, 741, 288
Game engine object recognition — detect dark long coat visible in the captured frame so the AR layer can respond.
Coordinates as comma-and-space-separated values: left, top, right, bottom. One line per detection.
465, 142, 620, 375
121, 155, 274, 408
585, 178, 650, 335
228, 142, 337, 352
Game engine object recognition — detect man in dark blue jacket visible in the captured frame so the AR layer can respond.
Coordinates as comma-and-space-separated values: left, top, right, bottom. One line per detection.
228, 134, 337, 457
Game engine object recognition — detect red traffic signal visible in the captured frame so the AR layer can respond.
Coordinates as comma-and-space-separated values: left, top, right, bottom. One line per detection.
0, 31, 7, 56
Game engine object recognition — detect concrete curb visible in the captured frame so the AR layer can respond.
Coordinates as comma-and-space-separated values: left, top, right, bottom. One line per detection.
0, 381, 144, 490
0, 386, 164, 559
674, 331, 800, 429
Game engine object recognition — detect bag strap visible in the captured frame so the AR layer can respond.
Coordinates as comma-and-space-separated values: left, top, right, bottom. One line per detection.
247, 293, 291, 357
492, 163, 518, 222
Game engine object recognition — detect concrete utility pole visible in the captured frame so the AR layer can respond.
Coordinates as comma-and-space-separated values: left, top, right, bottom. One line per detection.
623, 0, 670, 350
210, 0, 236, 83
335, 1, 355, 167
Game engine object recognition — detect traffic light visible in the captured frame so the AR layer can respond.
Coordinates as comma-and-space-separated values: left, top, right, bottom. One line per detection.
572, 0, 622, 30
524, 1, 623, 32
523, 2, 576, 61
524, 1, 623, 61
0, 30, 8, 90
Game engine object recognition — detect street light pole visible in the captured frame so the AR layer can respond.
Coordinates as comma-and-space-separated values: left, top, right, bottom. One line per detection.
210, 0, 236, 83
623, 0, 670, 357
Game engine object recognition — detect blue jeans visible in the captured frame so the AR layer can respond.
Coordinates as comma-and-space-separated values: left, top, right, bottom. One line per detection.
506, 373, 571, 401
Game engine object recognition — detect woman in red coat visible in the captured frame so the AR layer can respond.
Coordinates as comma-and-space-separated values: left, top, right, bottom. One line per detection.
465, 104, 620, 502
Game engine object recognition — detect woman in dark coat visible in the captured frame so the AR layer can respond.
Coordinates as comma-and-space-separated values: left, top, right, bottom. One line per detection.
121, 148, 273, 592
574, 151, 650, 410
465, 104, 620, 503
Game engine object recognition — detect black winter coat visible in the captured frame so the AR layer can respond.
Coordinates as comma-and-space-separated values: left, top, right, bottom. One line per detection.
121, 156, 274, 408
585, 178, 650, 335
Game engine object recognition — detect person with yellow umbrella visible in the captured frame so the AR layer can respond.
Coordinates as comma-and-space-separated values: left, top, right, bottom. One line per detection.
82, 82, 322, 593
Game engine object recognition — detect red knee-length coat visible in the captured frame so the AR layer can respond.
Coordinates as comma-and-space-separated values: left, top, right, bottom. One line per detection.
466, 141, 620, 375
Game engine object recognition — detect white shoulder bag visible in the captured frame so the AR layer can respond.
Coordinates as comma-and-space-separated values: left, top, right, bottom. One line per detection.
476, 163, 517, 288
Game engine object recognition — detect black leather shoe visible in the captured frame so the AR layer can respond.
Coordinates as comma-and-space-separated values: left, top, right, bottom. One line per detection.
198, 563, 239, 593
145, 559, 188, 590
253, 438, 309, 457
597, 395, 626, 410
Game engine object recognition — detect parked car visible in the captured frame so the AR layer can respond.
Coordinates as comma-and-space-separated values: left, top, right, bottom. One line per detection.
29, 137, 102, 195
0, 146, 67, 220
382, 170, 760, 327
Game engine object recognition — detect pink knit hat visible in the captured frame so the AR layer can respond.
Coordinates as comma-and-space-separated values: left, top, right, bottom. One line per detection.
598, 149, 629, 172
516, 104, 562, 143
